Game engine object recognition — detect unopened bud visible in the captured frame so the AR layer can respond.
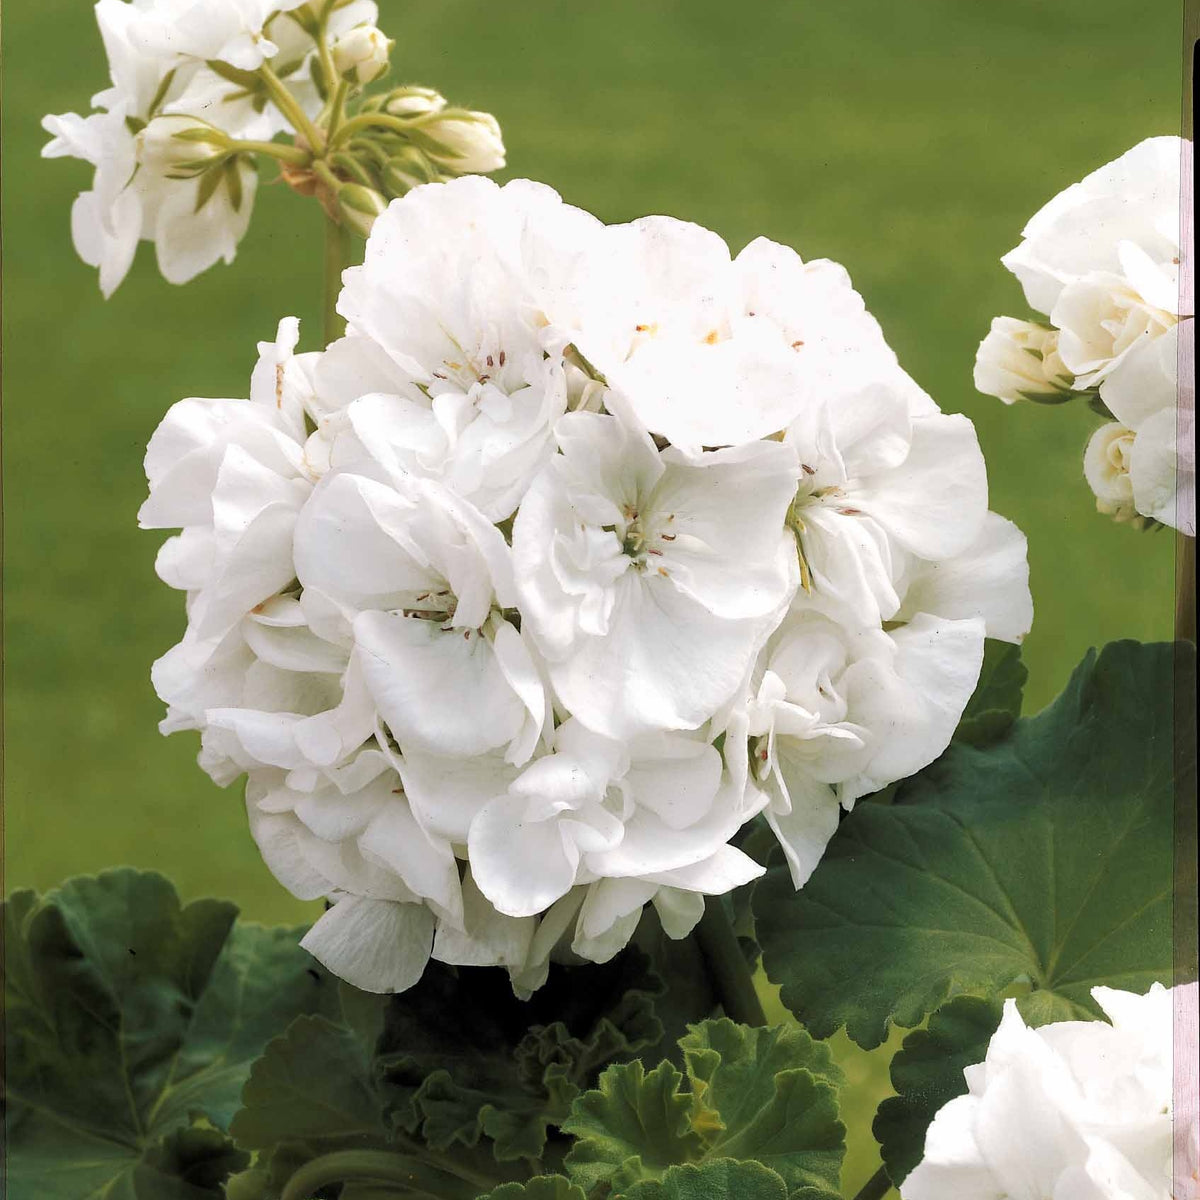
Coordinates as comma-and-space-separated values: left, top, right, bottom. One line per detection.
411, 108, 505, 175
331, 25, 393, 85
136, 114, 230, 178
974, 316, 1074, 405
337, 183, 388, 236
381, 145, 438, 194
384, 85, 447, 118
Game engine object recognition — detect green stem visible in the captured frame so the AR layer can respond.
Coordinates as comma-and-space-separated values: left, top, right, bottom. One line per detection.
258, 61, 324, 151
279, 1150, 483, 1200
326, 78, 351, 142
227, 139, 313, 166
314, 0, 340, 92
694, 896, 767, 1027
329, 110, 416, 147
323, 213, 351, 346
1176, 532, 1195, 643
851, 1166, 894, 1200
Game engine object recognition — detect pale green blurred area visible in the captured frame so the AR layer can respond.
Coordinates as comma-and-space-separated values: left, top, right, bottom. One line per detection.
1, 0, 1181, 1192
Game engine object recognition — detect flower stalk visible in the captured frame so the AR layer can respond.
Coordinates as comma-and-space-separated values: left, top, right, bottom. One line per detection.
851, 1165, 895, 1200
695, 896, 767, 1027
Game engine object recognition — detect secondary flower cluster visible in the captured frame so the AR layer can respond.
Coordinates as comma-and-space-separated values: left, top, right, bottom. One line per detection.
42, 0, 504, 295
141, 176, 1032, 994
903, 983, 1195, 1200
975, 136, 1194, 534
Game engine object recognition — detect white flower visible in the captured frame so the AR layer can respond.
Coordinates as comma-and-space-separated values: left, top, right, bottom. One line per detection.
736, 609, 984, 886
293, 470, 547, 765
139, 180, 1032, 998
902, 984, 1184, 1200
1001, 136, 1184, 316
42, 0, 377, 293
974, 316, 1073, 403
132, 0, 311, 70
784, 378, 990, 630
990, 136, 1192, 533
1096, 322, 1194, 534
331, 24, 392, 85
1084, 422, 1141, 524
466, 719, 764, 918
570, 227, 905, 453
334, 177, 612, 520
140, 319, 315, 642
512, 410, 800, 739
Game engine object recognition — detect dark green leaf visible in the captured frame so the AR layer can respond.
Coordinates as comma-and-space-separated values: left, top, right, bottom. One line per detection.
2, 869, 337, 1199
625, 1160, 790, 1200
953, 640, 1027, 747
756, 641, 1189, 1048
873, 995, 1003, 1186
479, 1176, 588, 1200
376, 951, 663, 1162
230, 1015, 386, 1150
564, 1020, 844, 1194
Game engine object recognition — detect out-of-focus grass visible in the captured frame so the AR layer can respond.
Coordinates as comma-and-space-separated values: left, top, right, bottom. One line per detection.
2, 1, 1180, 1191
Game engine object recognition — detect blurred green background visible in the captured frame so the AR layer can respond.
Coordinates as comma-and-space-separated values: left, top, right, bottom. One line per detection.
1, 0, 1181, 1191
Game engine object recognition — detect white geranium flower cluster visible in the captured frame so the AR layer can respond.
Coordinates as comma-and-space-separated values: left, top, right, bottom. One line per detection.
975, 136, 1194, 534
142, 176, 1032, 995
903, 983, 1195, 1200
42, 0, 376, 293
41, 0, 506, 297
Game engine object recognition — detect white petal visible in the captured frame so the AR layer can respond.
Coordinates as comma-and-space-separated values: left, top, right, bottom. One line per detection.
300, 895, 434, 994
896, 513, 1033, 644
469, 792, 579, 918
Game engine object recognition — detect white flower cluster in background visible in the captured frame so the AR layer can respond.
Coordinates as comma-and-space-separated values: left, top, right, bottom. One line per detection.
903, 983, 1195, 1200
41, 0, 365, 293
975, 136, 1194, 535
41, 0, 506, 296
141, 176, 1032, 995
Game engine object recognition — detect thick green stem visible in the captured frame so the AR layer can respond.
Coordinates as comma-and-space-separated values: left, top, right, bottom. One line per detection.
279, 1150, 483, 1200
851, 1165, 894, 1200
1176, 532, 1195, 643
695, 896, 767, 1027
323, 214, 351, 346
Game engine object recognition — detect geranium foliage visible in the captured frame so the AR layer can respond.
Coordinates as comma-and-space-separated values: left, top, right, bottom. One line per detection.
755, 639, 1189, 1048
1, 869, 338, 1199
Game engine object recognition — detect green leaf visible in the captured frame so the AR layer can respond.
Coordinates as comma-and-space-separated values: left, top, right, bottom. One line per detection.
2, 869, 338, 1199
479, 1176, 588, 1200
680, 1021, 843, 1190
376, 950, 664, 1162
756, 640, 1189, 1049
625, 1159, 790, 1200
230, 1014, 386, 1150
872, 995, 1003, 1187
565, 1060, 702, 1191
564, 1020, 844, 1194
953, 639, 1027, 747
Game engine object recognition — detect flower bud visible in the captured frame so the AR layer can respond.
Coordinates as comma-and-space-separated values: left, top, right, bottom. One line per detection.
1083, 421, 1144, 524
384, 85, 447, 119
337, 183, 388, 237
381, 145, 438, 195
412, 109, 506, 175
331, 25, 393, 86
974, 316, 1074, 404
136, 114, 230, 179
